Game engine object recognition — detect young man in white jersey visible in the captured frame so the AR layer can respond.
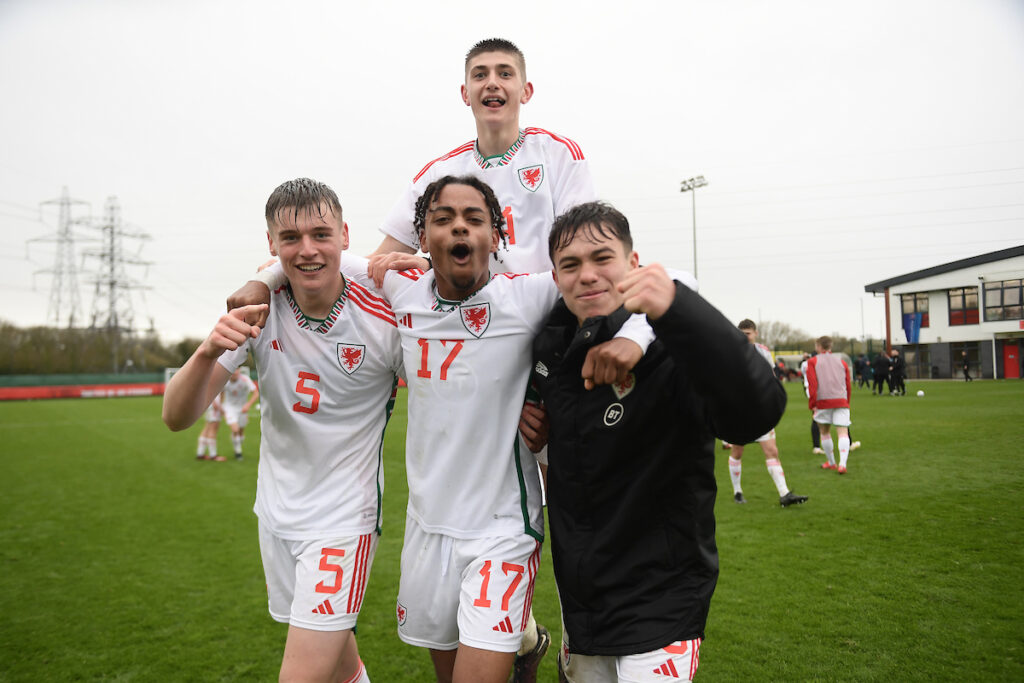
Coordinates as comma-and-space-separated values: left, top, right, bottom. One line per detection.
219, 367, 258, 460
163, 178, 403, 683
196, 396, 223, 461
378, 175, 664, 683
726, 319, 808, 508
369, 37, 595, 278
806, 335, 853, 474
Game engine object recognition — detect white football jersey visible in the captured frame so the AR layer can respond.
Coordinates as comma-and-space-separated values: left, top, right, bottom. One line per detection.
755, 342, 774, 367
382, 269, 559, 540
380, 128, 597, 274
221, 373, 256, 411
219, 279, 403, 540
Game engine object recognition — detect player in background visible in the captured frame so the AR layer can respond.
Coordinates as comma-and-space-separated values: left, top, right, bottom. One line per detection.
196, 395, 224, 461
801, 351, 860, 456
726, 320, 807, 507
806, 335, 853, 474
163, 178, 403, 683
530, 202, 787, 682
219, 367, 258, 460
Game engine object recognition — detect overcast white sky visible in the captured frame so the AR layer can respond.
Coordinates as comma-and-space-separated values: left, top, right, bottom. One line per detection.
2, 0, 1022, 344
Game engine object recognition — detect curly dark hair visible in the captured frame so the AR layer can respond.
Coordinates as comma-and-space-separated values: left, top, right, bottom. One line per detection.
413, 175, 508, 260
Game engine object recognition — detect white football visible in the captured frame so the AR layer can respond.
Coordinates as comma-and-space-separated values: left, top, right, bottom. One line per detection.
917, 390, 925, 397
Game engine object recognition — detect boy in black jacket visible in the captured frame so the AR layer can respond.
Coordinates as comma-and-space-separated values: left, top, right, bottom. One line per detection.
531, 202, 786, 682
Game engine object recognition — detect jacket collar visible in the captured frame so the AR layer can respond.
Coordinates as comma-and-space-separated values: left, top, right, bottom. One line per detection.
557, 302, 633, 356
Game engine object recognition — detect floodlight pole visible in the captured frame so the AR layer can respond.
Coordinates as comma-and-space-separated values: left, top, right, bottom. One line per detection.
679, 175, 708, 280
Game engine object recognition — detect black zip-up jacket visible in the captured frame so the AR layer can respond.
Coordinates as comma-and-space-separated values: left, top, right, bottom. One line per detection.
531, 282, 786, 656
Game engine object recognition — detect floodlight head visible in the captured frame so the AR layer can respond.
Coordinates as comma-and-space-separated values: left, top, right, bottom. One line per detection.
679, 175, 709, 192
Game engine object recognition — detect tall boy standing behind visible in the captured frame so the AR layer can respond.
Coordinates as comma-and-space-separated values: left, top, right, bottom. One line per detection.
164, 179, 403, 683
371, 38, 596, 274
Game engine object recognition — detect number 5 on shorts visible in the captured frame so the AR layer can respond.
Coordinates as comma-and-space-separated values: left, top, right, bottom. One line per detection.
315, 547, 345, 594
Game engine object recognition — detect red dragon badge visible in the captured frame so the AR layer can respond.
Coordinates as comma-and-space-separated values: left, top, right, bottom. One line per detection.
518, 164, 544, 192
460, 303, 490, 338
337, 343, 366, 374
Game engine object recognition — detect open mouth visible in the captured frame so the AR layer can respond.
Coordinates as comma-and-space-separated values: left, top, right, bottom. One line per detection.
450, 243, 472, 263
483, 96, 505, 109
296, 264, 324, 273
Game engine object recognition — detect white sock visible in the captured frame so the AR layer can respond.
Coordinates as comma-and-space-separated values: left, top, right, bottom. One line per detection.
518, 612, 538, 655
343, 660, 370, 683
232, 434, 243, 454
838, 437, 850, 467
728, 456, 743, 494
766, 458, 789, 496
822, 438, 835, 465
196, 436, 206, 456
208, 438, 218, 457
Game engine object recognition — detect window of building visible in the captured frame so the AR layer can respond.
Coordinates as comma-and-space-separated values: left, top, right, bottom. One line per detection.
900, 293, 929, 327
901, 344, 931, 380
983, 279, 1023, 322
948, 287, 979, 325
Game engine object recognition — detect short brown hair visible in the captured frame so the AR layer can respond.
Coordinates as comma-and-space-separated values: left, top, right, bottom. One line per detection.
265, 178, 341, 231
738, 319, 757, 331
465, 38, 526, 79
817, 336, 833, 351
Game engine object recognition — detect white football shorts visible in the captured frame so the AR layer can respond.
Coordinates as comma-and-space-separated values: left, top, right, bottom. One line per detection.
813, 407, 851, 427
560, 636, 702, 683
258, 522, 378, 632
222, 405, 248, 428
395, 515, 542, 652
204, 403, 222, 423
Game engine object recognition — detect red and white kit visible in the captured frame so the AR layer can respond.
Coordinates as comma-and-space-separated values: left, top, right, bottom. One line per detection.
806, 352, 852, 426
219, 279, 402, 628
561, 637, 703, 683
380, 128, 597, 273
220, 372, 256, 427
382, 268, 558, 650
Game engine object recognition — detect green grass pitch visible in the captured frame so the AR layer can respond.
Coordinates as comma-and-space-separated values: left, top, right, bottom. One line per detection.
1, 380, 1022, 681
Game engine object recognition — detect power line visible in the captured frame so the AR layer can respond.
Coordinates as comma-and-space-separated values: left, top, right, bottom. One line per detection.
26, 187, 91, 328
81, 196, 152, 334
647, 216, 1024, 243
698, 180, 1024, 210
703, 166, 1024, 197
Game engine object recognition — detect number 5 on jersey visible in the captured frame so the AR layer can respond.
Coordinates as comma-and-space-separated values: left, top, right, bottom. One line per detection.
293, 371, 320, 414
